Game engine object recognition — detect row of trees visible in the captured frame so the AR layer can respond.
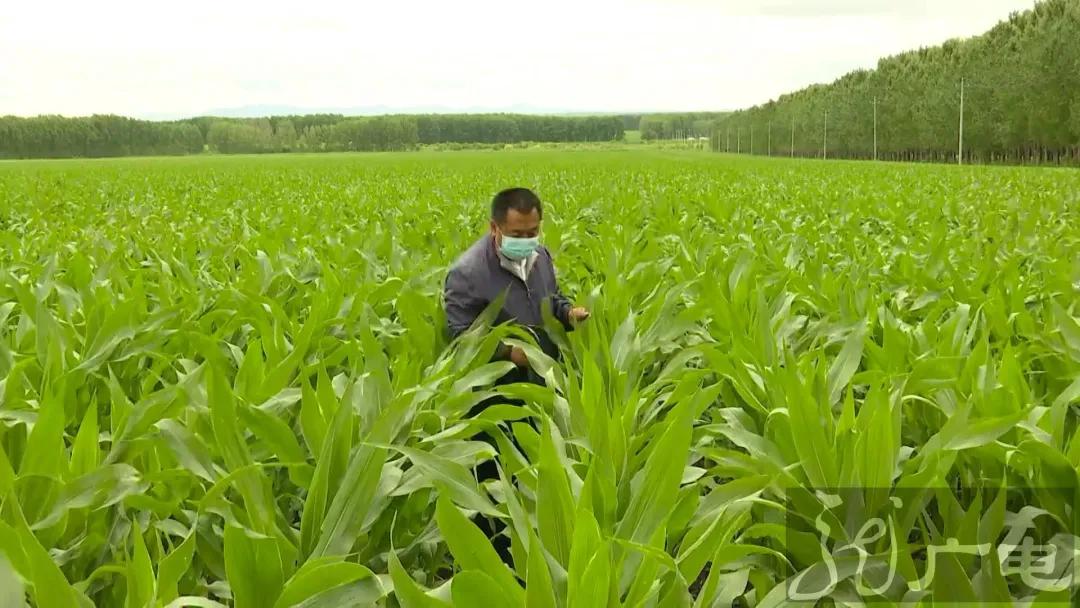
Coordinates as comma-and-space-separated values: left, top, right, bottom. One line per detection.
640, 112, 728, 140
0, 113, 627, 159
0, 115, 205, 159
712, 0, 1080, 165
412, 114, 623, 144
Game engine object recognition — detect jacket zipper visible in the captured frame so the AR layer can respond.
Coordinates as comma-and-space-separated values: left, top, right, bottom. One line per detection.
523, 274, 534, 306
497, 244, 536, 309
510, 257, 534, 305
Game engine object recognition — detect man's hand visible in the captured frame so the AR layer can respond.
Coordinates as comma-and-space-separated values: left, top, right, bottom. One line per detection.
510, 346, 529, 368
569, 307, 591, 324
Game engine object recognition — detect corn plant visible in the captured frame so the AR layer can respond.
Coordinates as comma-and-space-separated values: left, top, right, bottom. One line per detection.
0, 151, 1079, 607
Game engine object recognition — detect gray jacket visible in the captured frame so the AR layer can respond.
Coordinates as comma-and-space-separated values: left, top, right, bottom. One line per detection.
444, 235, 573, 358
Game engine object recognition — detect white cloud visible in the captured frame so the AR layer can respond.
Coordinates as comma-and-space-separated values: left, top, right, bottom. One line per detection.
0, 0, 1038, 118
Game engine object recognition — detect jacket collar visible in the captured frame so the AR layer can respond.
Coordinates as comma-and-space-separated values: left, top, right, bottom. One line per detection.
489, 235, 539, 281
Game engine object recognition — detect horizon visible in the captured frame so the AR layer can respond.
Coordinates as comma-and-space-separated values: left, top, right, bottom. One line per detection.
1, 0, 1037, 120
1, 105, 730, 123
140, 105, 732, 122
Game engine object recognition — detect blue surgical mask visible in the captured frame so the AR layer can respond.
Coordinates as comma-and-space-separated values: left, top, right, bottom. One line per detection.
500, 235, 539, 260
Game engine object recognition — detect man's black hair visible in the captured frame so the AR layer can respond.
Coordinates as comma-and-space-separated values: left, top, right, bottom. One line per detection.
491, 187, 543, 224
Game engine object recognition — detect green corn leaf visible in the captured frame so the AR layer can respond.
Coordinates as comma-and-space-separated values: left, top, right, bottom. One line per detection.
1051, 375, 1080, 450
299, 372, 355, 560
239, 403, 307, 465
944, 408, 1028, 451
931, 552, 979, 604
299, 376, 328, 458
125, 523, 156, 608
18, 388, 67, 479
163, 596, 229, 608
0, 552, 26, 608
434, 494, 524, 604
0, 510, 78, 607
69, 401, 100, 478
310, 442, 386, 558
157, 530, 197, 605
856, 382, 898, 509
156, 419, 219, 482
223, 524, 289, 608
385, 444, 502, 518
567, 505, 602, 604
389, 549, 453, 608
1051, 300, 1080, 355
615, 388, 694, 545
827, 324, 866, 405
451, 571, 518, 608
449, 362, 517, 397
32, 464, 147, 530
690, 476, 770, 529
779, 362, 838, 488
208, 366, 276, 533
537, 420, 576, 569
525, 531, 558, 608
273, 557, 375, 608
569, 541, 610, 608
289, 577, 387, 608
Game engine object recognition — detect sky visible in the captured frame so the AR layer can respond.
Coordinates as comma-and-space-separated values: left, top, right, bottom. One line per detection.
0, 0, 1038, 119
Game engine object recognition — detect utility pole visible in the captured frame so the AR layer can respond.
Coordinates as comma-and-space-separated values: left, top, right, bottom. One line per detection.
823, 110, 828, 160
958, 78, 965, 165
726, 127, 730, 152
873, 97, 878, 161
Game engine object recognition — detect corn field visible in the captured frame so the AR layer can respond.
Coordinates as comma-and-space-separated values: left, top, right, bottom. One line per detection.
1, 151, 1079, 607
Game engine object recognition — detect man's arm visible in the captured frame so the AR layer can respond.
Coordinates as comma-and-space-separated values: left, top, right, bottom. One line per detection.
444, 265, 517, 362
551, 283, 574, 331
543, 249, 586, 331
444, 265, 482, 340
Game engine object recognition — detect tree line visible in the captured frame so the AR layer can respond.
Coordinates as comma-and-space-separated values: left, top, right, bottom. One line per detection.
712, 0, 1080, 165
0, 115, 205, 159
639, 112, 729, 140
0, 113, 631, 159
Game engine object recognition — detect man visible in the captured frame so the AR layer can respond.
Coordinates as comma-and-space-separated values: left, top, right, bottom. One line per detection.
443, 188, 588, 563
444, 187, 589, 378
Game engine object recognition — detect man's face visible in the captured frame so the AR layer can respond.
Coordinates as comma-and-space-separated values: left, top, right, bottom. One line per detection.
491, 208, 541, 247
